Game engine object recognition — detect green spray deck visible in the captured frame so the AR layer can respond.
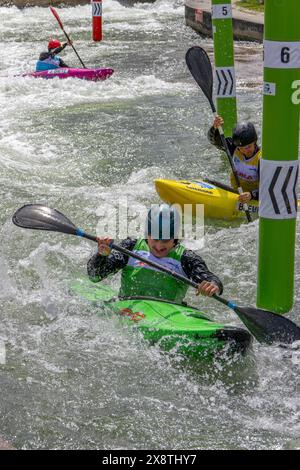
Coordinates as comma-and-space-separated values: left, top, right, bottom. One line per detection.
72, 280, 252, 358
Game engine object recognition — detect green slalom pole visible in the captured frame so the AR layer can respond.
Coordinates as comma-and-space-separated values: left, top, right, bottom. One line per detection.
211, 0, 237, 137
257, 0, 300, 313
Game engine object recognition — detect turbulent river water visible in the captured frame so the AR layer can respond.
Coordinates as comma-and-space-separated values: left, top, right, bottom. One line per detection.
0, 0, 300, 450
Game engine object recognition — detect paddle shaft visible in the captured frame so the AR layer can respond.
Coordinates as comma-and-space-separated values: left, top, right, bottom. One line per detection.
62, 29, 86, 69
50, 7, 86, 69
113, 242, 229, 305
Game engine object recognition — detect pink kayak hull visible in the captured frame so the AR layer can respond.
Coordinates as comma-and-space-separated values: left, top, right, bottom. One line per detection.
23, 67, 114, 81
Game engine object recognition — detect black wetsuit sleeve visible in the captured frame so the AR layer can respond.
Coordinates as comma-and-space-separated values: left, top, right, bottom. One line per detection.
87, 238, 137, 282
181, 249, 223, 294
207, 126, 236, 156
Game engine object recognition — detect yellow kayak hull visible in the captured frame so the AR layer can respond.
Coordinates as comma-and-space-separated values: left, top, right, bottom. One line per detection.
155, 179, 259, 220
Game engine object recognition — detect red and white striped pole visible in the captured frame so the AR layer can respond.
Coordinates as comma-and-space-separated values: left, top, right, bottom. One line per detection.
91, 0, 102, 42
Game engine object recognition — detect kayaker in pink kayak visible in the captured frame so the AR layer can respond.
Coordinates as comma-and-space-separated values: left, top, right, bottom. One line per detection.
36, 38, 73, 72
208, 115, 261, 204
87, 205, 223, 303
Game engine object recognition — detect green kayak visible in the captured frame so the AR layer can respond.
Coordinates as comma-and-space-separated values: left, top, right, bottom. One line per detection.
71, 280, 252, 358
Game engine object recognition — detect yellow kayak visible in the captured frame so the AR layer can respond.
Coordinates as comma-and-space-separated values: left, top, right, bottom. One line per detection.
155, 178, 259, 220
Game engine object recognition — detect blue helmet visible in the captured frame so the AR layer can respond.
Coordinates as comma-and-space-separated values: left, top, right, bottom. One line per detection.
146, 204, 181, 240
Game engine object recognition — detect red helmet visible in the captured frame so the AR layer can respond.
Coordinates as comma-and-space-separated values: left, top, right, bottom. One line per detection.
48, 39, 61, 50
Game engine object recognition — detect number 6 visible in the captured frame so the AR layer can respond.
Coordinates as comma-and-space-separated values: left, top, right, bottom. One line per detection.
281, 47, 290, 64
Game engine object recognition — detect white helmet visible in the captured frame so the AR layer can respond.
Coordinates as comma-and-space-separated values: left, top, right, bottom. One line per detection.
145, 204, 181, 240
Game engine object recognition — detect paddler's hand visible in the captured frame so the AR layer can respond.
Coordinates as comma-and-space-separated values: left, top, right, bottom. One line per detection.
196, 281, 220, 297
213, 115, 224, 129
238, 192, 252, 203
62, 41, 72, 48
96, 237, 113, 257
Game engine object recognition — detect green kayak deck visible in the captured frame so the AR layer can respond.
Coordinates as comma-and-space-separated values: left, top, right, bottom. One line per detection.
71, 280, 252, 358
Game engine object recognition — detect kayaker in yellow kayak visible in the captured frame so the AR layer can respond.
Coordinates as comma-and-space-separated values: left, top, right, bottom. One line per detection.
208, 115, 261, 204
87, 205, 223, 303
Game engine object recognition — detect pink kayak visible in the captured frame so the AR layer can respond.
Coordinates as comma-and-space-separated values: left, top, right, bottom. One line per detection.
23, 67, 114, 81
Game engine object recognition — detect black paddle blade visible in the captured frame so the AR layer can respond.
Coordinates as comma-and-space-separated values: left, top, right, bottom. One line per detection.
185, 46, 215, 112
12, 204, 78, 236
234, 306, 300, 345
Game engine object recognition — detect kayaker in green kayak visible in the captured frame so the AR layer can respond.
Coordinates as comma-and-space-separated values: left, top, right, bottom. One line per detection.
208, 115, 261, 204
87, 205, 223, 303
